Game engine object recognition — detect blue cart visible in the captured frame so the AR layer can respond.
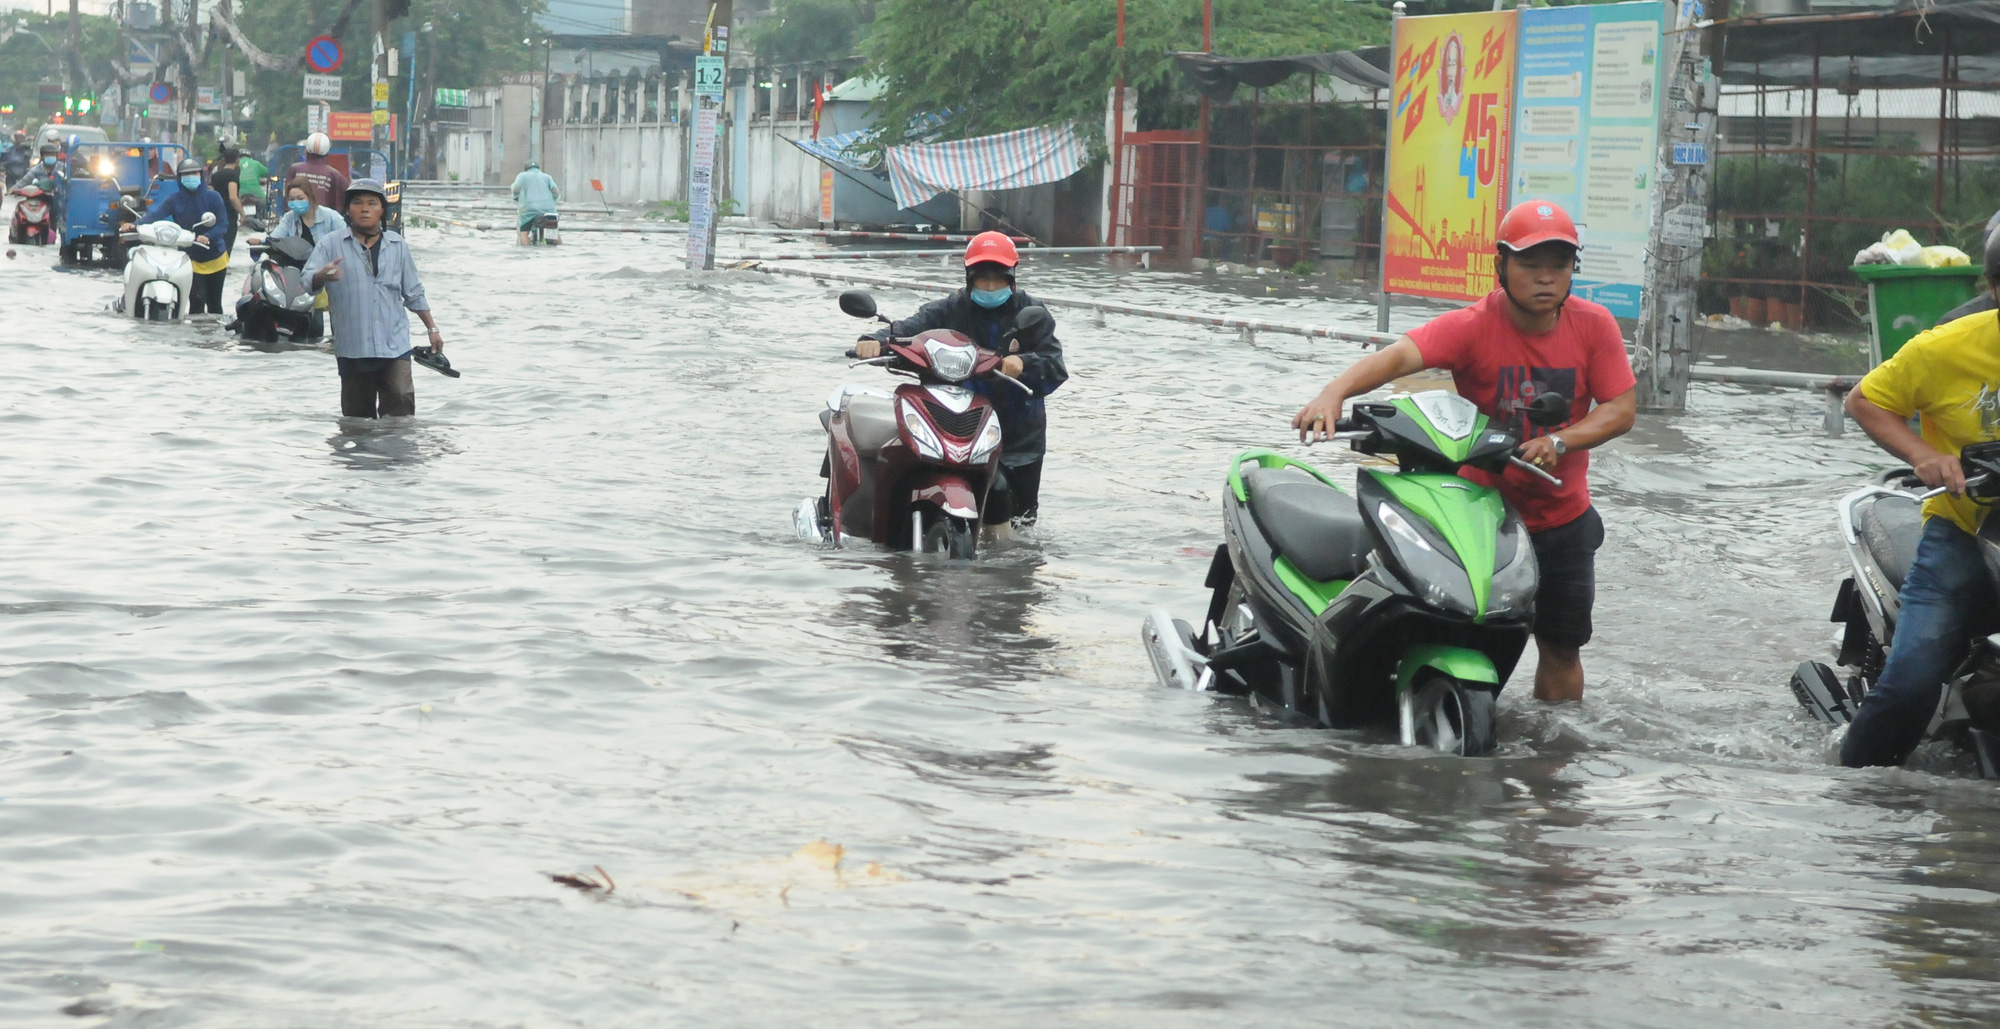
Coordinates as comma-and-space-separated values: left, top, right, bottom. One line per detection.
59, 141, 188, 267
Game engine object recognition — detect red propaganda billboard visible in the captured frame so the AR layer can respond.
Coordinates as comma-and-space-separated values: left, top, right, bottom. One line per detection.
1381, 10, 1518, 303
327, 111, 374, 142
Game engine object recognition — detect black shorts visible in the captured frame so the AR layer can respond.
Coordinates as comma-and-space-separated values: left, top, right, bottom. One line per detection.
1530, 505, 1605, 650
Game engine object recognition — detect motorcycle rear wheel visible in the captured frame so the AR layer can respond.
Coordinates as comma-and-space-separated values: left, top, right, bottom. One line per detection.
1411, 675, 1498, 757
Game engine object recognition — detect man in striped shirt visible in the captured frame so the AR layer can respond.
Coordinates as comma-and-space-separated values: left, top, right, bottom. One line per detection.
304, 179, 447, 418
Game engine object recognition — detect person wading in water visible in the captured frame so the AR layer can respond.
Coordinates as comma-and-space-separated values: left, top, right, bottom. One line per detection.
303, 178, 447, 418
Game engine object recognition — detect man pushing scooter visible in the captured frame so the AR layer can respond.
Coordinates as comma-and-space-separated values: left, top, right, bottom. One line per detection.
1292, 200, 1638, 703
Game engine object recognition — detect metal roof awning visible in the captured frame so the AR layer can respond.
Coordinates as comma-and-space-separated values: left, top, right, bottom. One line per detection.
1719, 0, 2000, 87
1170, 47, 1391, 104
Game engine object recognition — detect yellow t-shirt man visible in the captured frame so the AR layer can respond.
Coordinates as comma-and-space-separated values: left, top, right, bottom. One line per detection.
1858, 308, 2000, 535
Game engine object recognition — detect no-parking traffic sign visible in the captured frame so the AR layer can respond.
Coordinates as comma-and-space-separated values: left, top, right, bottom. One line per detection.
306, 35, 344, 74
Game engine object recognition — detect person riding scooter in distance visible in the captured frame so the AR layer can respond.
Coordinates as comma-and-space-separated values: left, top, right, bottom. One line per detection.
511, 160, 561, 244
304, 178, 447, 418
852, 230, 1068, 527
3, 131, 32, 186
1838, 230, 2000, 768
286, 131, 349, 211
1292, 200, 1638, 704
129, 158, 231, 314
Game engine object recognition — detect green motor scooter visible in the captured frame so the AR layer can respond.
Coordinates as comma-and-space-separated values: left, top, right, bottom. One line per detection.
1142, 389, 1569, 755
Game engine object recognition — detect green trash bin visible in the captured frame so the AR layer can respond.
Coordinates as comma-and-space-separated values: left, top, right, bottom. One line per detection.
1853, 263, 1984, 366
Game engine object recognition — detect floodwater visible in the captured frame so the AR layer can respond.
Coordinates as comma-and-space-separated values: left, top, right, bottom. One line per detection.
1, 219, 1995, 1028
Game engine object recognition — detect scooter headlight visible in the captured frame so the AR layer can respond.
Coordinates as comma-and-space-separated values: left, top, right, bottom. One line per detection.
898, 398, 945, 460
261, 269, 287, 306
1484, 514, 1539, 621
1375, 500, 1477, 619
968, 412, 1002, 463
924, 339, 978, 382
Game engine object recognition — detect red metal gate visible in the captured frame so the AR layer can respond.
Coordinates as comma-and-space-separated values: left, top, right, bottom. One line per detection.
1115, 130, 1200, 257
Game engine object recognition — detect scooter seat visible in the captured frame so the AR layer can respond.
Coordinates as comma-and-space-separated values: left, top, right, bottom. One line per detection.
1855, 491, 1923, 591
1242, 465, 1374, 583
845, 394, 900, 459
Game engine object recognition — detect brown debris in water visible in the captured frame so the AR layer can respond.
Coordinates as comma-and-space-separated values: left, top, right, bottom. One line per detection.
548, 865, 617, 895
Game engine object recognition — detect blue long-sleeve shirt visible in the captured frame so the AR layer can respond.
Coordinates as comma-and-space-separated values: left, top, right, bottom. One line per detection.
302, 222, 432, 360
137, 184, 229, 262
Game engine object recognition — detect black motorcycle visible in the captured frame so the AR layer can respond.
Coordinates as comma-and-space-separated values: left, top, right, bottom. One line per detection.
231, 235, 319, 343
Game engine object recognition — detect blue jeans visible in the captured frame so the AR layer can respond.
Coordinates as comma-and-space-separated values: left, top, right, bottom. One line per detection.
1842, 517, 1999, 767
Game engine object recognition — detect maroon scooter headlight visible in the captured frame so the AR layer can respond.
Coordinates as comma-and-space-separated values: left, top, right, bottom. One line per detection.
897, 397, 947, 460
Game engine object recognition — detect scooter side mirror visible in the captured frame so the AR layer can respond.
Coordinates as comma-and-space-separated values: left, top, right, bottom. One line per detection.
196, 212, 217, 229
1524, 391, 1571, 427
838, 291, 878, 320
1013, 305, 1052, 338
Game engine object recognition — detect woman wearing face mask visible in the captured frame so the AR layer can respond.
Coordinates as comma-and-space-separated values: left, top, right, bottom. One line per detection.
851, 231, 1069, 528
257, 178, 341, 337
131, 157, 232, 314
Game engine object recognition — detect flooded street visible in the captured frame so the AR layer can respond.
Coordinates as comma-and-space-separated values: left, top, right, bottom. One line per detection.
1, 225, 1996, 1028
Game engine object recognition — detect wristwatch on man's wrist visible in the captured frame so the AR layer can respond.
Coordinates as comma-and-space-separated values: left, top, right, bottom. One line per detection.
1550, 434, 1568, 457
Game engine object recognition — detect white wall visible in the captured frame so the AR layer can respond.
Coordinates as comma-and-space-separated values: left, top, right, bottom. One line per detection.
536, 115, 825, 226
441, 128, 492, 184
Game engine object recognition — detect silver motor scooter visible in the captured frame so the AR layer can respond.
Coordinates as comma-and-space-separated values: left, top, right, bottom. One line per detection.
1789, 442, 2000, 775
114, 205, 215, 321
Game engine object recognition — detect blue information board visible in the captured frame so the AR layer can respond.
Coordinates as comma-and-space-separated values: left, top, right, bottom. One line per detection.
1510, 1, 1665, 318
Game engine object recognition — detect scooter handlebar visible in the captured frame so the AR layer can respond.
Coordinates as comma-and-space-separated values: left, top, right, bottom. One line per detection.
1508, 454, 1564, 487
1919, 472, 1993, 501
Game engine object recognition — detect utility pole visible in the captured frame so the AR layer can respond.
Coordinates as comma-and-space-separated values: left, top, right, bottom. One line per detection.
685, 0, 731, 270
65, 0, 81, 97
371, 0, 388, 173
1634, 0, 1718, 414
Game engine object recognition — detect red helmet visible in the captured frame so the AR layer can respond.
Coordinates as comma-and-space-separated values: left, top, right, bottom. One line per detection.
963, 230, 1019, 268
1496, 200, 1580, 253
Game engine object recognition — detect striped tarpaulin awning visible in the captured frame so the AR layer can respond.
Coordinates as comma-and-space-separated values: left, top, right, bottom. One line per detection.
881, 123, 1090, 210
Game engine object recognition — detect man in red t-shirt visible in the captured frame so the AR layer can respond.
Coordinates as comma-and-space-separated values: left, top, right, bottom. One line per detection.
1292, 200, 1638, 702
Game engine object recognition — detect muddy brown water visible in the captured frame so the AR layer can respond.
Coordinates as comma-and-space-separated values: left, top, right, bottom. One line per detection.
0, 227, 1993, 1027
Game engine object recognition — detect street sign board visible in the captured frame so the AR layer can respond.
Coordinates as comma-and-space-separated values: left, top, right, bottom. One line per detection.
148, 82, 173, 104
1672, 142, 1709, 166
327, 111, 373, 141
372, 82, 390, 108
306, 102, 330, 136
694, 56, 725, 97
304, 74, 342, 101
197, 86, 217, 108
371, 109, 389, 125
305, 35, 344, 74
126, 38, 158, 73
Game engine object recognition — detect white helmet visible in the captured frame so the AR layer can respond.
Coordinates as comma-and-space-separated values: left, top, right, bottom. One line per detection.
305, 132, 331, 155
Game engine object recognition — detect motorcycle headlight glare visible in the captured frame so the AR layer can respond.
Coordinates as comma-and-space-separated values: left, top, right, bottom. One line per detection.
925, 340, 977, 382
969, 412, 1002, 463
898, 398, 945, 460
1375, 501, 1477, 619
261, 270, 286, 306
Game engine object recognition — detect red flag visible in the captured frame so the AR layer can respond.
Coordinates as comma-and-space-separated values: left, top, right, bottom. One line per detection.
591, 179, 605, 192
811, 82, 825, 141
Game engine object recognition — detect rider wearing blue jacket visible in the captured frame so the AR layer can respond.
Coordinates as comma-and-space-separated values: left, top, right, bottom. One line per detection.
854, 231, 1068, 526
133, 158, 231, 313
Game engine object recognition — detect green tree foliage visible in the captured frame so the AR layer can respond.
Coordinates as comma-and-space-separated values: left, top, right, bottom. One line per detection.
863, 0, 1389, 144
746, 0, 872, 65
0, 13, 128, 131
233, 0, 544, 149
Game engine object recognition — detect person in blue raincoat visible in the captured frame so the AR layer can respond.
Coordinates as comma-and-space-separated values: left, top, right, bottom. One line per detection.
131, 157, 232, 313
510, 161, 561, 244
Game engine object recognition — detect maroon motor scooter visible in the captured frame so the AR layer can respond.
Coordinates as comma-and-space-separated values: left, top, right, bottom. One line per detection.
795, 290, 1046, 559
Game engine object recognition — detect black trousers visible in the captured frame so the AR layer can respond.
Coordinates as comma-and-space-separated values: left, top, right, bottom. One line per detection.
985, 458, 1044, 525
190, 269, 228, 314
337, 355, 416, 418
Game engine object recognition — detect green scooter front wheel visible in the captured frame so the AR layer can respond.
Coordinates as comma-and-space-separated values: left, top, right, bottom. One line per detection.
1410, 675, 1498, 757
